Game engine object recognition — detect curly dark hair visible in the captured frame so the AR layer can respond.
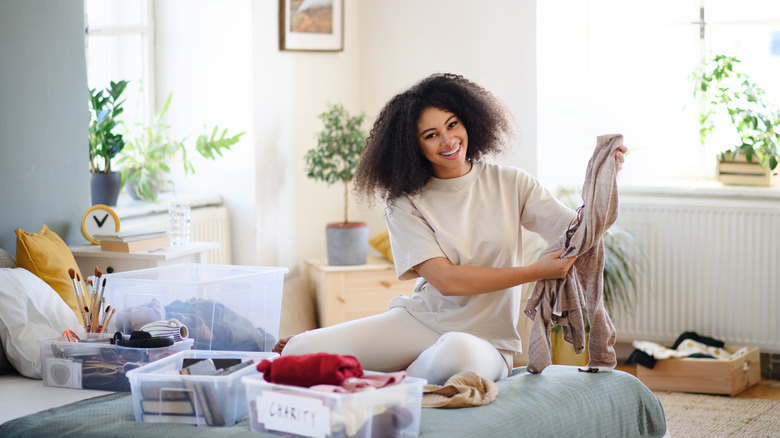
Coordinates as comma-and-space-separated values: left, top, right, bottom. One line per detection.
354, 73, 514, 205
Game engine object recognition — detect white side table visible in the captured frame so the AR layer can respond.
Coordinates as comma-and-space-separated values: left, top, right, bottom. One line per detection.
69, 241, 220, 275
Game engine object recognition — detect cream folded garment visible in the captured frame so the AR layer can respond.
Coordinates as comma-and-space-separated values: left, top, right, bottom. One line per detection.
422, 370, 498, 408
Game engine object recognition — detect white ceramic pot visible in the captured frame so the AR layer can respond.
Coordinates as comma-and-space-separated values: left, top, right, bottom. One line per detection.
139, 318, 189, 342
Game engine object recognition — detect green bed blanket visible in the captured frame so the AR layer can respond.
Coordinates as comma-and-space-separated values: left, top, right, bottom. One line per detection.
0, 365, 666, 437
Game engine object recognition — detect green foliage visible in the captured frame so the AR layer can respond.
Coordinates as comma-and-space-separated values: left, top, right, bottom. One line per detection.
560, 188, 643, 316
89, 80, 129, 173
692, 54, 780, 170
304, 103, 367, 223
602, 225, 642, 315
116, 92, 245, 201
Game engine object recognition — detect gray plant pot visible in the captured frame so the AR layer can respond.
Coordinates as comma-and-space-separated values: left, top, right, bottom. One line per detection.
90, 171, 122, 206
326, 222, 369, 266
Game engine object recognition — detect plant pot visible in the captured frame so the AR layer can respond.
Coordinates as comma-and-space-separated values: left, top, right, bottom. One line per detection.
325, 222, 369, 266
125, 170, 163, 201
90, 171, 122, 206
716, 152, 780, 187
551, 327, 589, 366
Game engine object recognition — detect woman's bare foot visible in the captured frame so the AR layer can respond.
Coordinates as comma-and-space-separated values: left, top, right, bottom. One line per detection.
273, 335, 293, 354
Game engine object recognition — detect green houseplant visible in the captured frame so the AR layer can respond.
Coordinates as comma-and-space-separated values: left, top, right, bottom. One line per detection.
304, 103, 368, 265
116, 92, 245, 202
692, 54, 780, 185
88, 80, 129, 206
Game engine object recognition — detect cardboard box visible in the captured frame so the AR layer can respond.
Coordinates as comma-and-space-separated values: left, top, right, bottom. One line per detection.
636, 346, 761, 396
103, 264, 288, 352
127, 349, 278, 427
243, 373, 424, 438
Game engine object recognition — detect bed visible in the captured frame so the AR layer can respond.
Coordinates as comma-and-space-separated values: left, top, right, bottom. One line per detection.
0, 364, 666, 437
0, 239, 667, 437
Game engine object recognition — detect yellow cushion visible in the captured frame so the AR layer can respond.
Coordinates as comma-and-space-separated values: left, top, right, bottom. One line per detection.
369, 230, 394, 263
15, 225, 83, 320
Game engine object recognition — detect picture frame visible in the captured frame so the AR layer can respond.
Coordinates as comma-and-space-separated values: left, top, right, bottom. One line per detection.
279, 0, 344, 52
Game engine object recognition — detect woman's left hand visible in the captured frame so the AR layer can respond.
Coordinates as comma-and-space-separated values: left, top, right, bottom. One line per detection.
616, 145, 628, 170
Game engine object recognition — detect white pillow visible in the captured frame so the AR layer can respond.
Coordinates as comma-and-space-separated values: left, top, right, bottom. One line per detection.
0, 268, 81, 378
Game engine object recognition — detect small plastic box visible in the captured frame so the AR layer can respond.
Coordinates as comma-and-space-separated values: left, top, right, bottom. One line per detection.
127, 349, 278, 427
103, 264, 288, 352
242, 373, 425, 438
39, 335, 194, 392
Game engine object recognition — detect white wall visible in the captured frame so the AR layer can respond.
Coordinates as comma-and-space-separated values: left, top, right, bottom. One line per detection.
154, 0, 539, 276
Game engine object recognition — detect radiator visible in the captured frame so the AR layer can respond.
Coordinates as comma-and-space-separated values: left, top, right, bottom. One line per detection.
613, 194, 780, 353
120, 205, 232, 265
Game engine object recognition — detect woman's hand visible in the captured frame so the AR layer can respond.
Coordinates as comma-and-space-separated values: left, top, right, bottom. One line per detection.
616, 145, 628, 170
530, 249, 577, 280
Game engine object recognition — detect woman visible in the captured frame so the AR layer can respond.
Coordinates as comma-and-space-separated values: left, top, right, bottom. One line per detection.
280, 73, 626, 385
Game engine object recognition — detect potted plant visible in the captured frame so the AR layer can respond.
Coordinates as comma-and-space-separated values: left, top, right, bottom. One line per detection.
692, 54, 780, 186
88, 80, 129, 206
304, 103, 368, 266
116, 92, 245, 202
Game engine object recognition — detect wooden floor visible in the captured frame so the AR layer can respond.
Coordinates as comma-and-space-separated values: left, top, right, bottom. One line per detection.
617, 363, 780, 400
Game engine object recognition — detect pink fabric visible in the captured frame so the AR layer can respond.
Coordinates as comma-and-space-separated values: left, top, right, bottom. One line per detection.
310, 371, 407, 393
524, 134, 621, 374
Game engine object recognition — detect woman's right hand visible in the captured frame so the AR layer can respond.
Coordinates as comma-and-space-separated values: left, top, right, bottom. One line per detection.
532, 249, 577, 280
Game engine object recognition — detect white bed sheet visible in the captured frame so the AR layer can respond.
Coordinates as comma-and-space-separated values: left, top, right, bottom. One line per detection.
0, 372, 107, 425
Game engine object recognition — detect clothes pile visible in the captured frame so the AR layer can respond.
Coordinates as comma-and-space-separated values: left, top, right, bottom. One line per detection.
625, 331, 747, 369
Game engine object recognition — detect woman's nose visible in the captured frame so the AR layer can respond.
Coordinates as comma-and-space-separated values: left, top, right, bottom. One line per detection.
440, 132, 452, 147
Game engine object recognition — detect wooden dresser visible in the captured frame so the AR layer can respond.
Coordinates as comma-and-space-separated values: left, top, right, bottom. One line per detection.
305, 257, 414, 327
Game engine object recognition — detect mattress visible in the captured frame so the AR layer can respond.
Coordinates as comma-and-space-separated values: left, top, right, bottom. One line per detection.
0, 365, 666, 437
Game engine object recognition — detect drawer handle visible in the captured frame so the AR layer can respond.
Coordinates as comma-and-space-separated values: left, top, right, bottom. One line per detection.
337, 294, 346, 303
380, 280, 392, 288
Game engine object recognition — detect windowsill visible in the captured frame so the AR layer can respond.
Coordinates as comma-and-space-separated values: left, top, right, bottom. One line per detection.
113, 192, 224, 219
563, 178, 780, 202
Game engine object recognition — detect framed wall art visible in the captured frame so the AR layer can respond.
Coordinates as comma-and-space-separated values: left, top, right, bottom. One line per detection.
279, 0, 344, 52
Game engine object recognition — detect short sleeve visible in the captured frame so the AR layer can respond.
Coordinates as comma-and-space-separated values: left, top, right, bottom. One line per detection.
385, 198, 447, 281
517, 174, 576, 245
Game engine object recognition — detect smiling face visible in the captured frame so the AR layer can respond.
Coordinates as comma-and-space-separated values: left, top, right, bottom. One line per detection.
417, 107, 470, 179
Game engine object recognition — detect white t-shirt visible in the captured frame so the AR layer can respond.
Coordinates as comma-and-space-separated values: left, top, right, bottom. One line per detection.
385, 160, 576, 353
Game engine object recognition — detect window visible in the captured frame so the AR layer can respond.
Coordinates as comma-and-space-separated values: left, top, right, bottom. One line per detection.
538, 0, 780, 186
84, 0, 154, 128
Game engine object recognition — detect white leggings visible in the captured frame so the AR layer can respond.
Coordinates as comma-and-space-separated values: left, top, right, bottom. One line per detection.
281, 307, 511, 385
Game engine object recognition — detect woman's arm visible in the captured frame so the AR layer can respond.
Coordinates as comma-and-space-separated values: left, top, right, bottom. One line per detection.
414, 249, 576, 297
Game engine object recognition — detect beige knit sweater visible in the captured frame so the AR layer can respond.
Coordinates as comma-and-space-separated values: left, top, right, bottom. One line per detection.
523, 134, 622, 374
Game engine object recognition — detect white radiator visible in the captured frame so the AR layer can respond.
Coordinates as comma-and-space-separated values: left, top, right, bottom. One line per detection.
614, 194, 780, 353
120, 205, 232, 265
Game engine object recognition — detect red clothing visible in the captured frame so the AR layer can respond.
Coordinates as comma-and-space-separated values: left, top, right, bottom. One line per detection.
256, 352, 363, 387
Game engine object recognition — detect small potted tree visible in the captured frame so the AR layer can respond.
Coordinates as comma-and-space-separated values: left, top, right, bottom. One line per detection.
304, 103, 368, 266
88, 80, 129, 206
692, 54, 780, 186
116, 92, 244, 202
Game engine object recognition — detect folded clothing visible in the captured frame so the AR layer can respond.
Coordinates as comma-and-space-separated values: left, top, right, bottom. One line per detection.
632, 339, 747, 362
422, 370, 498, 408
257, 352, 363, 387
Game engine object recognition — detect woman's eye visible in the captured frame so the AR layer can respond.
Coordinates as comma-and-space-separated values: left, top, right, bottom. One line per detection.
424, 133, 437, 140
449, 121, 458, 128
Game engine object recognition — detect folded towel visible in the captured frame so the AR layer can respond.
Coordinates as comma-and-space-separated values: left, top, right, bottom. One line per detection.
257, 352, 363, 387
422, 370, 498, 408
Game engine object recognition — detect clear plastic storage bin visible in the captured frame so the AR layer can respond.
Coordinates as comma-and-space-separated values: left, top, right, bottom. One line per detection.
39, 335, 194, 392
103, 264, 288, 351
242, 373, 424, 437
127, 349, 278, 427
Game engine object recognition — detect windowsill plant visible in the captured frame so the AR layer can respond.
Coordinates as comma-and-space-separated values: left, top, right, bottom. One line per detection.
116, 92, 245, 202
692, 55, 780, 176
